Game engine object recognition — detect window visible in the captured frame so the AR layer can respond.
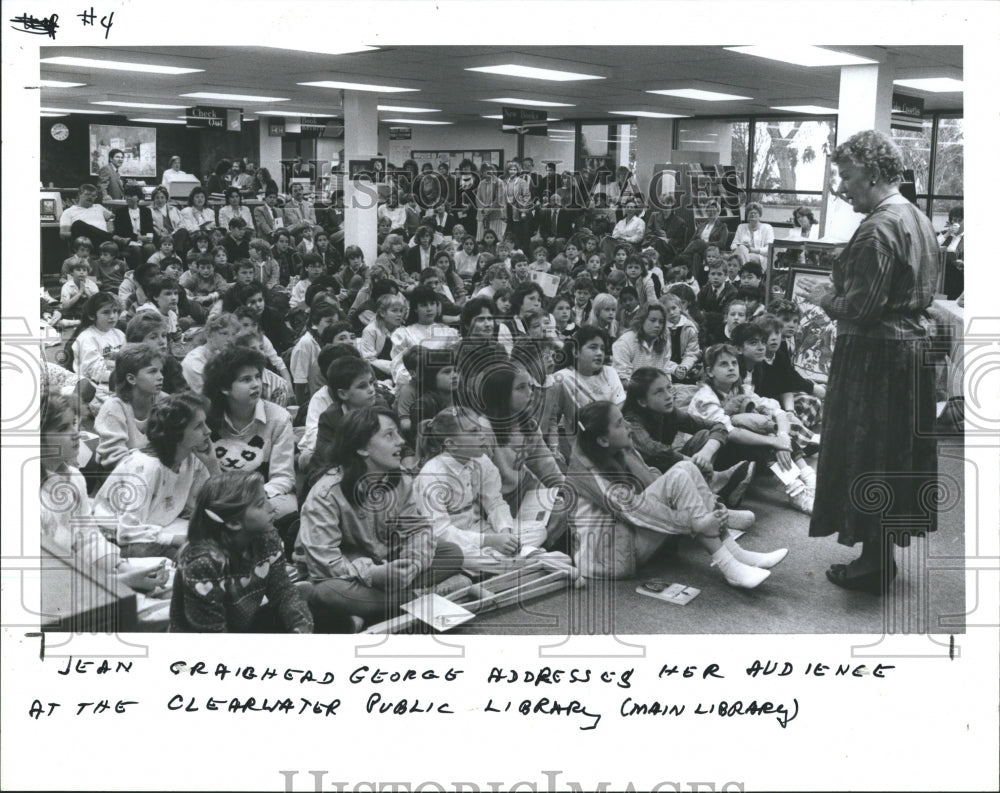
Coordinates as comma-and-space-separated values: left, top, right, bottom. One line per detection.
892, 120, 933, 194
932, 116, 963, 197
751, 120, 836, 193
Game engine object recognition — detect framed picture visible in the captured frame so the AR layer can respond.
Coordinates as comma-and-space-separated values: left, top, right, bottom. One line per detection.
786, 265, 836, 381
766, 239, 842, 306
88, 124, 157, 177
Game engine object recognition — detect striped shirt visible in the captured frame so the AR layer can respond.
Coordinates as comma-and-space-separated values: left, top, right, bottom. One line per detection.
820, 196, 939, 341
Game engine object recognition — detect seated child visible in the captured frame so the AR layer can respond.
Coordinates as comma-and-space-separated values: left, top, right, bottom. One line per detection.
171, 471, 313, 633
94, 343, 165, 469
569, 400, 784, 586
60, 261, 100, 319
93, 392, 219, 559
297, 408, 463, 630
93, 241, 126, 293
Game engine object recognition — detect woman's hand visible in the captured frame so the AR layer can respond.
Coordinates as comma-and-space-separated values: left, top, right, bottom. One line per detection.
673, 365, 689, 381
484, 533, 519, 555
797, 278, 833, 306
812, 383, 827, 399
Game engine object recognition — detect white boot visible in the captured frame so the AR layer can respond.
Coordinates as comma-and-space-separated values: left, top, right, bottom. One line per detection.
785, 480, 813, 515
711, 546, 770, 589
724, 536, 787, 570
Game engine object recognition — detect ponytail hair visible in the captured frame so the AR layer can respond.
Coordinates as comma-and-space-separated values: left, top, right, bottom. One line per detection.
184, 472, 266, 558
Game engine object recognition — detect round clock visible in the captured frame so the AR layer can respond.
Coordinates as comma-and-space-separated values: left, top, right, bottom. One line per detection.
50, 123, 70, 141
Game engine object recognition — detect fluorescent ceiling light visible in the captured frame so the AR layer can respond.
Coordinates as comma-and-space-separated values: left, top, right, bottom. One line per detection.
609, 111, 686, 118
378, 105, 440, 113
39, 79, 86, 88
648, 88, 752, 101
467, 64, 603, 81
725, 45, 877, 67
41, 106, 115, 114
92, 101, 187, 109
482, 114, 562, 121
680, 140, 717, 145
260, 45, 376, 55
40, 112, 67, 117
130, 118, 187, 124
894, 78, 963, 92
381, 118, 452, 125
771, 105, 838, 114
40, 56, 203, 75
253, 110, 337, 117
483, 97, 574, 107
299, 80, 417, 93
182, 92, 288, 102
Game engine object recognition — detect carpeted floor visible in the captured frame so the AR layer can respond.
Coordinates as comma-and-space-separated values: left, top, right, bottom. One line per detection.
457, 443, 966, 635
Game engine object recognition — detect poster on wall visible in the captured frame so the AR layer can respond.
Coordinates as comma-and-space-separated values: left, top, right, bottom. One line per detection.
88, 124, 157, 177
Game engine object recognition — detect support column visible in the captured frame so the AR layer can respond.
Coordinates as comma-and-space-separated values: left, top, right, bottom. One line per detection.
258, 120, 282, 192
824, 59, 896, 240
342, 90, 380, 263
633, 117, 675, 206
837, 61, 895, 140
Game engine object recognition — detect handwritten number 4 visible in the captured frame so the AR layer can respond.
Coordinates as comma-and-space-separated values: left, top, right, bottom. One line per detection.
78, 7, 114, 38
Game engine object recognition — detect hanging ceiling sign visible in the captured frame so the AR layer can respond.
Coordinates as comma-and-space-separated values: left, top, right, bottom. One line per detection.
501, 107, 548, 136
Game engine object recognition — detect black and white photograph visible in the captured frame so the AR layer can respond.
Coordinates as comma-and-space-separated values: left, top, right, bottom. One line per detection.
3, 2, 997, 791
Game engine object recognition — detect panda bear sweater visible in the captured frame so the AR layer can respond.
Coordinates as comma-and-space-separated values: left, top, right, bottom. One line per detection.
211, 400, 296, 500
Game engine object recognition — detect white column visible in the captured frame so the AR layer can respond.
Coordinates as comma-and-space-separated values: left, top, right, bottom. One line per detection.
837, 61, 895, 140
342, 90, 380, 263
633, 117, 675, 205
824, 60, 896, 240
257, 120, 282, 191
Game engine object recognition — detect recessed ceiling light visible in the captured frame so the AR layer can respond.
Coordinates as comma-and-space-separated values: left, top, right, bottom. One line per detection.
41, 106, 115, 114
894, 78, 963, 92
647, 88, 752, 101
380, 118, 452, 125
40, 56, 203, 75
130, 118, 187, 124
609, 111, 687, 118
299, 80, 417, 93
253, 110, 337, 117
725, 45, 877, 67
467, 64, 603, 82
260, 45, 376, 55
771, 105, 838, 114
40, 112, 68, 117
483, 97, 574, 107
92, 101, 188, 109
182, 92, 289, 102
378, 105, 440, 113
39, 79, 86, 88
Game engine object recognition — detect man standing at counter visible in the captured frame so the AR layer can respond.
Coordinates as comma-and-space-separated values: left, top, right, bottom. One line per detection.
99, 148, 126, 201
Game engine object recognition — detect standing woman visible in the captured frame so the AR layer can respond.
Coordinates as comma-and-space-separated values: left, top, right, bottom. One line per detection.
503, 160, 533, 255
798, 129, 940, 594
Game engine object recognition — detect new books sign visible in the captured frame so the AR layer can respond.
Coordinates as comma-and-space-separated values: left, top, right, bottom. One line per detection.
501, 107, 547, 136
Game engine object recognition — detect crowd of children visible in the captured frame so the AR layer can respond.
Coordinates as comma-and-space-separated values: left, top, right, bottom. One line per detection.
41, 170, 830, 634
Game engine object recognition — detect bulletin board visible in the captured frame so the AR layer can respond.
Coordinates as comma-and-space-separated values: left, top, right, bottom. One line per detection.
410, 149, 504, 172
88, 124, 157, 177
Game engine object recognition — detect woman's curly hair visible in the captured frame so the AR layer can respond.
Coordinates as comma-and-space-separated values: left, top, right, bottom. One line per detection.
833, 129, 906, 185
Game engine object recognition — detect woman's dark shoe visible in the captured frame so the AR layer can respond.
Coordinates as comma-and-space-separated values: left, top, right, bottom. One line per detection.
825, 561, 897, 594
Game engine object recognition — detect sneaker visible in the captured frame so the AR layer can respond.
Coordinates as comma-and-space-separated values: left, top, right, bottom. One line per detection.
798, 465, 817, 490
718, 461, 756, 508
